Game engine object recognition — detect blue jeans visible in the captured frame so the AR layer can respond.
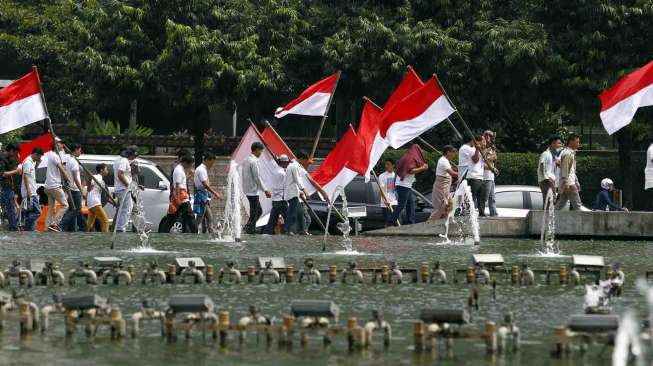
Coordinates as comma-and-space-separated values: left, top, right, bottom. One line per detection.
390, 186, 415, 225
383, 205, 398, 225
2, 188, 17, 231
286, 197, 306, 233
61, 190, 87, 231
264, 200, 288, 234
114, 189, 133, 232
484, 180, 497, 216
22, 195, 41, 231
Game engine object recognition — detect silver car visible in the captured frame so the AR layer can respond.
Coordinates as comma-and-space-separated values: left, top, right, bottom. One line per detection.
35, 154, 171, 230
486, 185, 590, 217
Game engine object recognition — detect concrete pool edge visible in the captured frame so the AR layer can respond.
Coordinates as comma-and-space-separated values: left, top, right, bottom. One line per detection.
363, 211, 653, 239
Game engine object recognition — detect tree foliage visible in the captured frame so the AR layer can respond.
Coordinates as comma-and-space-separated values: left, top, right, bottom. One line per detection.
1, 0, 652, 151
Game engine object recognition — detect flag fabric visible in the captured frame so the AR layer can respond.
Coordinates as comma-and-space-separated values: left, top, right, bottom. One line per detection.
380, 66, 424, 120
261, 127, 296, 159
19, 133, 51, 162
0, 69, 48, 134
347, 101, 383, 179
307, 125, 359, 201
274, 71, 340, 118
599, 60, 653, 135
380, 76, 455, 149
230, 125, 280, 227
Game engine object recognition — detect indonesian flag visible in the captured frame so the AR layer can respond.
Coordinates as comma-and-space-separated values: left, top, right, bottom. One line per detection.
230, 125, 280, 227
274, 71, 340, 118
347, 101, 383, 179
380, 76, 455, 149
599, 60, 653, 135
0, 69, 48, 134
19, 133, 51, 162
261, 127, 296, 159
307, 125, 359, 201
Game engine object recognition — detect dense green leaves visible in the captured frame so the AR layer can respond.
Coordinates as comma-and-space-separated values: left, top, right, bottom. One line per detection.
1, 0, 652, 151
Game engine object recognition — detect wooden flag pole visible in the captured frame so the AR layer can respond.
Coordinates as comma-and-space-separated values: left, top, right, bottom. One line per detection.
309, 70, 342, 160
371, 170, 401, 227
434, 74, 497, 174
32, 66, 76, 211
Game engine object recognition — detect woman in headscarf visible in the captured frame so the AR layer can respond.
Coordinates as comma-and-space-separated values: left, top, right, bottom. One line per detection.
388, 144, 429, 225
430, 145, 458, 220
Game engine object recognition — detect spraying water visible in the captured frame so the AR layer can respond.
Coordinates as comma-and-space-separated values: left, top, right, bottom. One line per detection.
334, 186, 353, 252
538, 189, 560, 255
612, 310, 644, 366
441, 180, 480, 245
111, 162, 151, 250
213, 161, 242, 242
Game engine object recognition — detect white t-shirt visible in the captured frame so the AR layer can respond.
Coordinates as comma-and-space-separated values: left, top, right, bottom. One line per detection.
395, 174, 415, 188
87, 173, 105, 208
458, 144, 475, 169
436, 157, 452, 178
21, 156, 37, 197
378, 171, 397, 205
65, 155, 81, 192
194, 163, 209, 190
173, 164, 189, 203
538, 149, 555, 183
483, 165, 495, 181
43, 150, 64, 189
270, 165, 286, 201
284, 160, 305, 200
113, 156, 132, 191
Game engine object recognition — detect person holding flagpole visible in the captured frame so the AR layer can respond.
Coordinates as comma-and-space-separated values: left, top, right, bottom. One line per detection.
42, 138, 72, 232
241, 142, 271, 234
389, 144, 428, 226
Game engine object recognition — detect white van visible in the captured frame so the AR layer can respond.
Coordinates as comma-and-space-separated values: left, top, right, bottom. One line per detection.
35, 154, 171, 230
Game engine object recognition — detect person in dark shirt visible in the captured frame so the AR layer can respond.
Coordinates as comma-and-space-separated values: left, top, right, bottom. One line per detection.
0, 143, 21, 231
594, 178, 629, 212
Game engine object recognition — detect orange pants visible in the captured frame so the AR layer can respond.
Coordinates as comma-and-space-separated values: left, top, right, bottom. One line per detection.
87, 205, 109, 232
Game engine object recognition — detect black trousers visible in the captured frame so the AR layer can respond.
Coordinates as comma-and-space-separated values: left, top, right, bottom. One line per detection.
245, 195, 262, 234
264, 200, 288, 234
467, 178, 484, 213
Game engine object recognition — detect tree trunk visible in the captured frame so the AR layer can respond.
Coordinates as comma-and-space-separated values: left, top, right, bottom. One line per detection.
616, 126, 633, 208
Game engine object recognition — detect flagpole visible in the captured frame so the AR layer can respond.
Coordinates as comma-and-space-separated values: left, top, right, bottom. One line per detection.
371, 170, 401, 227
264, 120, 296, 159
434, 74, 498, 174
309, 70, 341, 160
32, 66, 76, 211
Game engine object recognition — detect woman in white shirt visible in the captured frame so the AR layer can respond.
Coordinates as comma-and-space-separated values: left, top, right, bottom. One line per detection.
481, 130, 499, 217
430, 146, 458, 220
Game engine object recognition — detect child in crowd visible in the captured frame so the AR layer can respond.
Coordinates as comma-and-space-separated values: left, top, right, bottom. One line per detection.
86, 163, 110, 232
378, 158, 398, 226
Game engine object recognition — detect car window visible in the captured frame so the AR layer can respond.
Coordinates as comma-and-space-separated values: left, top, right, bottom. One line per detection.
495, 191, 524, 209
529, 192, 544, 210
137, 165, 165, 189
344, 179, 367, 203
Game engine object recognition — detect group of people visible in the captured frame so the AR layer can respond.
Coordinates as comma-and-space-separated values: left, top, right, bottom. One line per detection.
374, 130, 500, 226
538, 133, 629, 212
240, 142, 328, 236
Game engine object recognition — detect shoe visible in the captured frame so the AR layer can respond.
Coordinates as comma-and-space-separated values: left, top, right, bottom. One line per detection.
288, 232, 296, 236
302, 231, 312, 236
47, 224, 61, 232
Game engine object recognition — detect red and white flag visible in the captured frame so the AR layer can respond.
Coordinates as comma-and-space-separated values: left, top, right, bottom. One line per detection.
599, 60, 653, 135
380, 76, 455, 149
274, 71, 340, 118
308, 125, 359, 201
230, 125, 280, 227
261, 126, 296, 159
19, 133, 51, 162
0, 69, 48, 134
347, 101, 383, 180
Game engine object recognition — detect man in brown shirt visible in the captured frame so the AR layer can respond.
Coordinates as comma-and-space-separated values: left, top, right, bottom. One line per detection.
555, 133, 582, 210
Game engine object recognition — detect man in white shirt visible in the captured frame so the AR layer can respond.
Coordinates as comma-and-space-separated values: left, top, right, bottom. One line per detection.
193, 152, 222, 233
20, 147, 44, 231
264, 154, 290, 234
538, 134, 562, 204
167, 153, 197, 233
43, 138, 72, 231
113, 146, 137, 232
377, 158, 398, 226
459, 134, 485, 210
241, 142, 271, 234
60, 142, 87, 231
556, 133, 582, 210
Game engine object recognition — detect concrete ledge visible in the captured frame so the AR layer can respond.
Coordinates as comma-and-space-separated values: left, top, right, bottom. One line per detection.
528, 210, 653, 238
365, 217, 528, 238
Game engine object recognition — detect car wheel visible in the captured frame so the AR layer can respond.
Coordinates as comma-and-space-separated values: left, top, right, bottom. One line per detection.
170, 220, 184, 233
